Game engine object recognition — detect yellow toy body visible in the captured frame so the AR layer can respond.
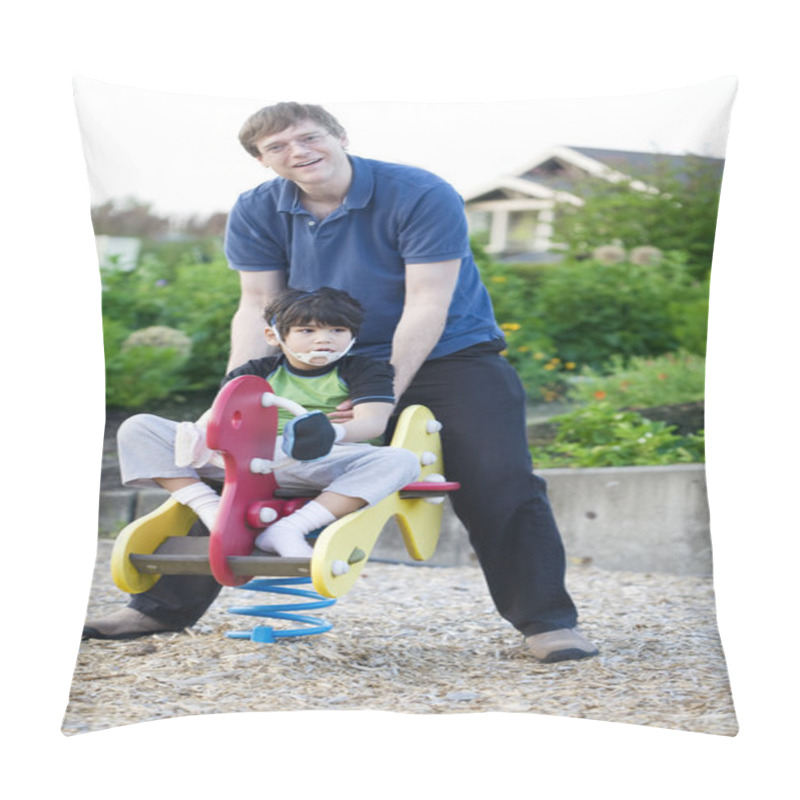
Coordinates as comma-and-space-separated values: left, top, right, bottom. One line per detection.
311, 404, 448, 597
111, 497, 197, 593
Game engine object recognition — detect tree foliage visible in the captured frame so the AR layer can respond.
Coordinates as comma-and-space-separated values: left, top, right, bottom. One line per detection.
553, 155, 724, 280
91, 197, 228, 239
91, 197, 172, 238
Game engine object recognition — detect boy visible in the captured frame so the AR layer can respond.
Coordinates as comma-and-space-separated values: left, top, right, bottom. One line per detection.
116, 287, 421, 558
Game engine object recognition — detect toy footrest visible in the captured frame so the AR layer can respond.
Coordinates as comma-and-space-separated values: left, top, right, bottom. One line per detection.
272, 481, 459, 502
128, 536, 311, 579
399, 480, 460, 498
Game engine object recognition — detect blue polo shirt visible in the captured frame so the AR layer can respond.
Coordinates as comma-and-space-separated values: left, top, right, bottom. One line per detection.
224, 155, 503, 361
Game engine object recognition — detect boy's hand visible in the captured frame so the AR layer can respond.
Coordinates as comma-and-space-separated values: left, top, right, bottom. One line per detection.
282, 411, 340, 461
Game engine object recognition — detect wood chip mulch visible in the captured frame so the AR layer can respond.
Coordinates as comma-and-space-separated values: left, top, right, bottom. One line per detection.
63, 541, 738, 737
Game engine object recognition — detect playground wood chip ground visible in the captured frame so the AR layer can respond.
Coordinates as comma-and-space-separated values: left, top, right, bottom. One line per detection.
63, 540, 738, 737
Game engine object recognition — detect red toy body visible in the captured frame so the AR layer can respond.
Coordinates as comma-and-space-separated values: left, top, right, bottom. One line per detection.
205, 375, 310, 586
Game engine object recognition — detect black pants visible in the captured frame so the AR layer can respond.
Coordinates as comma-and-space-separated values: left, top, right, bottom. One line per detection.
130, 341, 578, 636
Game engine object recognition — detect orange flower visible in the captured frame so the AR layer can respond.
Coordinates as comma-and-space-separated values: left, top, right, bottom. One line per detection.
594, 390, 607, 400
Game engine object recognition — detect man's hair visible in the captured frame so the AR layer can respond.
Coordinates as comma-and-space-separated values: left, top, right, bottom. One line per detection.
239, 102, 346, 157
263, 287, 364, 339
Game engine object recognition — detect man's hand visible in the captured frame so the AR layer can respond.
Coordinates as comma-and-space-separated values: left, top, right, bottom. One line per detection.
328, 399, 355, 424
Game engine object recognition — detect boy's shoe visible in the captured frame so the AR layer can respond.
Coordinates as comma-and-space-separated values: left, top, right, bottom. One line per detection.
82, 608, 183, 640
525, 629, 598, 663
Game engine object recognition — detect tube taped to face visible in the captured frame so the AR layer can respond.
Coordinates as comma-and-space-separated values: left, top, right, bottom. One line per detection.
271, 326, 355, 365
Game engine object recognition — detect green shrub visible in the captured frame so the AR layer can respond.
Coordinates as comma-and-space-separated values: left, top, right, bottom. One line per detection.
122, 325, 193, 358
529, 252, 706, 369
667, 276, 710, 356
475, 239, 708, 400
475, 241, 574, 402
101, 254, 240, 408
156, 260, 240, 389
532, 403, 705, 468
501, 337, 578, 403
570, 351, 706, 408
103, 319, 192, 408
551, 156, 724, 281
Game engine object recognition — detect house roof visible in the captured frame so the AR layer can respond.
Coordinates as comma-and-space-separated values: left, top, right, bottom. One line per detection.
568, 146, 724, 184
465, 145, 724, 204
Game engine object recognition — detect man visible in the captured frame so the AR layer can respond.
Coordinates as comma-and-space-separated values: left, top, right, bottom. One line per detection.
85, 102, 597, 663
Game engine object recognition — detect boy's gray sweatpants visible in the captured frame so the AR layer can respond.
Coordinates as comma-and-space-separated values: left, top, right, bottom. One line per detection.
116, 413, 421, 507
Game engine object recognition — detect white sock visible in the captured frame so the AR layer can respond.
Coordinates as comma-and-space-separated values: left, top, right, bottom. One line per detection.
254, 501, 336, 557
171, 482, 220, 531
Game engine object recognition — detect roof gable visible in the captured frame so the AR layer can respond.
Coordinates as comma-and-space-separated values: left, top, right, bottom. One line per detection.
465, 145, 724, 203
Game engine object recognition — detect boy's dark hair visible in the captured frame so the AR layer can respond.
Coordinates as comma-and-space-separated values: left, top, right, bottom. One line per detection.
263, 287, 364, 339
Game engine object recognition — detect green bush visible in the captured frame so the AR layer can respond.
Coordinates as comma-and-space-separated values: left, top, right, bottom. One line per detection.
101, 254, 240, 408
551, 156, 724, 281
532, 403, 705, 468
529, 252, 707, 369
667, 276, 710, 356
103, 318, 192, 408
569, 351, 706, 408
475, 239, 708, 400
122, 325, 193, 357
156, 260, 241, 389
474, 241, 573, 402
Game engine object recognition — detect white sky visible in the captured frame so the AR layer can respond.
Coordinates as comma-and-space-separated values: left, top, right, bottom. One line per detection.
74, 76, 736, 217
4, 0, 797, 794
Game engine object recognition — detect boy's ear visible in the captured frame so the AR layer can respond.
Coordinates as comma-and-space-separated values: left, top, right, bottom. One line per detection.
264, 326, 280, 347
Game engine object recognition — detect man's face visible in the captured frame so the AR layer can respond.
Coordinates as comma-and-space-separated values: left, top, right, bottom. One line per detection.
254, 122, 350, 186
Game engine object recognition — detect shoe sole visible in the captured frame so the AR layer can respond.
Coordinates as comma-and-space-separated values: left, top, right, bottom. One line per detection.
537, 647, 599, 663
81, 626, 184, 641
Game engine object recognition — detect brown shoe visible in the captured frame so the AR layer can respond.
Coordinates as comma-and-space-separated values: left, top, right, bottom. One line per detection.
82, 607, 183, 640
525, 629, 598, 663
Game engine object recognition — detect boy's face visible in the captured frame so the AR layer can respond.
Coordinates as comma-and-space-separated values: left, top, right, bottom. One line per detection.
265, 322, 354, 369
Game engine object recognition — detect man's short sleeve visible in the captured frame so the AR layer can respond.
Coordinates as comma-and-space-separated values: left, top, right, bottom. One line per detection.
224, 194, 288, 272
396, 180, 472, 265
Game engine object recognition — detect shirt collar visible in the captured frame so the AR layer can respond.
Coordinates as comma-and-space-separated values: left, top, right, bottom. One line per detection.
279, 353, 340, 377
276, 156, 374, 214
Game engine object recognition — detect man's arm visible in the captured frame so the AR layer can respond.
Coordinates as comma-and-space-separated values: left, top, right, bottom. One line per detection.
390, 260, 461, 399
228, 270, 287, 371
339, 401, 395, 443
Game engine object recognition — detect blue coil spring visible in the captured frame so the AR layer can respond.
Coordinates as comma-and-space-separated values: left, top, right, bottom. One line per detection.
226, 576, 337, 643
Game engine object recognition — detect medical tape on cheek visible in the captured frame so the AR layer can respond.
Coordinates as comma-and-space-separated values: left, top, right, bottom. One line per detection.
271, 325, 356, 365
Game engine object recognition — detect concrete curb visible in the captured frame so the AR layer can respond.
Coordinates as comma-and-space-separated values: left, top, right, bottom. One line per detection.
98, 463, 711, 576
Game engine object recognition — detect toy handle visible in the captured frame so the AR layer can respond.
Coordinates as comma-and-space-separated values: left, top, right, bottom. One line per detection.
261, 392, 309, 418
